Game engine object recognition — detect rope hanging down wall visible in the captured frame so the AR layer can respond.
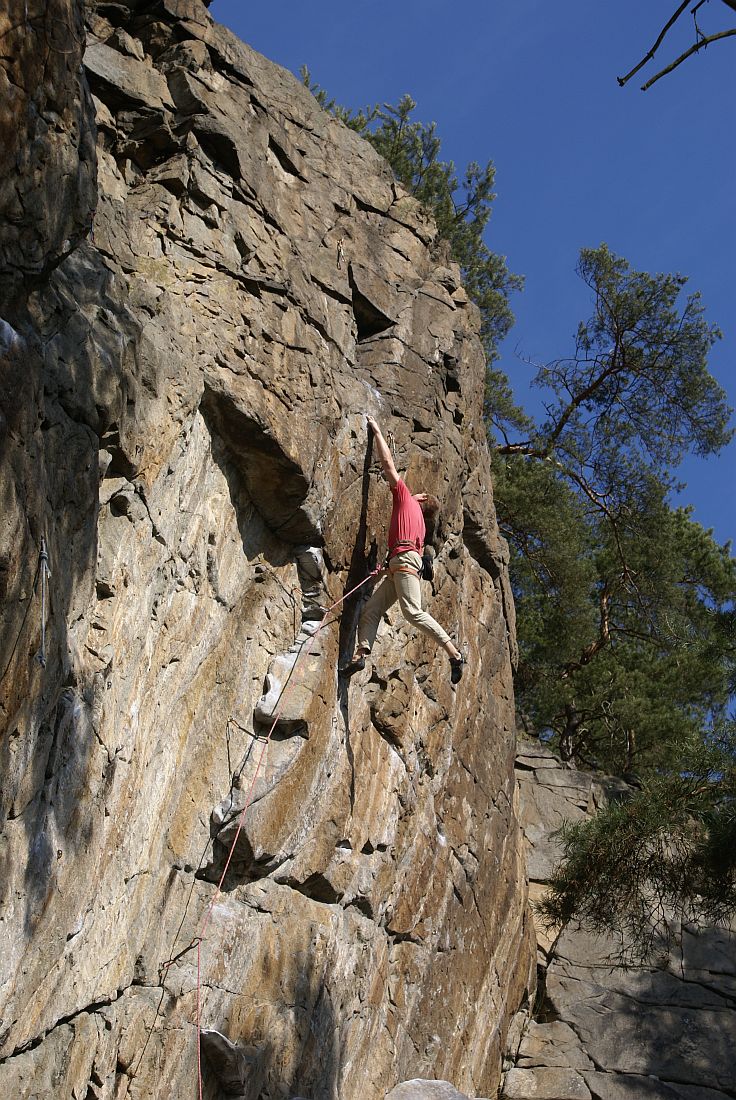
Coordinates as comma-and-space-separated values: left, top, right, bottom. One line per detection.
152, 562, 383, 1100
36, 537, 51, 669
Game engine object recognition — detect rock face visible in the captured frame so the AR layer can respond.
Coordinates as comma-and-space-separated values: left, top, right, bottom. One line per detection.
507, 741, 736, 1100
0, 0, 97, 303
0, 3, 534, 1098
385, 1082, 487, 1100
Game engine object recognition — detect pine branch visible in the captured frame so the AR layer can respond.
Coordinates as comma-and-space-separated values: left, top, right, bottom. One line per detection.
561, 588, 612, 678
496, 440, 544, 457
545, 355, 624, 451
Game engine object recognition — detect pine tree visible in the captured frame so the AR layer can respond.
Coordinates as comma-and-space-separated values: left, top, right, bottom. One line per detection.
494, 245, 734, 775
538, 721, 736, 957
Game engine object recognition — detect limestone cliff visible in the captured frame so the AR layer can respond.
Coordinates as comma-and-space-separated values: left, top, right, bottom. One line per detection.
0, 2, 534, 1097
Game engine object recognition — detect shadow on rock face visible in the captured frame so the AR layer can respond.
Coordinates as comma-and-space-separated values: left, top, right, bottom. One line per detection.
197, 430, 334, 889
201, 1029, 268, 1098
0, 251, 144, 937
200, 381, 322, 546
337, 432, 378, 669
0, 0, 97, 306
201, 936, 342, 1100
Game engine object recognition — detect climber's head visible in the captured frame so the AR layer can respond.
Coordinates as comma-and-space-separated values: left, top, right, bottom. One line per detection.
414, 493, 440, 521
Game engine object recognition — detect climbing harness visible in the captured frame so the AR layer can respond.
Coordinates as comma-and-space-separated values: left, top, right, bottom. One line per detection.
156, 562, 383, 1100
385, 536, 431, 580
36, 537, 51, 669
388, 538, 422, 568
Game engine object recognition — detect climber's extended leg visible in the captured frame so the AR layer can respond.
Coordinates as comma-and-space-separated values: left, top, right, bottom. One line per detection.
341, 572, 397, 673
391, 552, 465, 682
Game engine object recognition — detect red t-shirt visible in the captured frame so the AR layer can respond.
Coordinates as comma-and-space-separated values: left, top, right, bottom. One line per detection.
388, 479, 425, 557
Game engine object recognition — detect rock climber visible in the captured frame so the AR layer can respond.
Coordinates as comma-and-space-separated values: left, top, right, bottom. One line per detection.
342, 415, 465, 684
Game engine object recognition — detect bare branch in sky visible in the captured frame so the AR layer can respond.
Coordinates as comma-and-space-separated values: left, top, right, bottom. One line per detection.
618, 0, 736, 91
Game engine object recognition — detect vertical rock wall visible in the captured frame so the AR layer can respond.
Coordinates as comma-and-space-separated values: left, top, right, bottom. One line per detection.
0, 2, 534, 1097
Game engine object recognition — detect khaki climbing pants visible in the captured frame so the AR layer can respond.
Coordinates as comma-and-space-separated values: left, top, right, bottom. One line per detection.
357, 550, 452, 653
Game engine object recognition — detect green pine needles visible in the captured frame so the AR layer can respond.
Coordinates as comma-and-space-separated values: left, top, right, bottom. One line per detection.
538, 727, 736, 958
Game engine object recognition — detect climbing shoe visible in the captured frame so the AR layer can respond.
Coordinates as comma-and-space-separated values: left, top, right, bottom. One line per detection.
450, 655, 466, 684
340, 655, 366, 676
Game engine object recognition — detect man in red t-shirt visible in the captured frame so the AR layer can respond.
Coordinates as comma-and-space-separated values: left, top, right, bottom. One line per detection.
342, 416, 465, 684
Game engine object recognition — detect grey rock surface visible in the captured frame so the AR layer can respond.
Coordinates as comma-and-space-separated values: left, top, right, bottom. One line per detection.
0, 3, 534, 1098
505, 741, 736, 1100
503, 1067, 591, 1099
384, 1081, 478, 1100
583, 1074, 731, 1100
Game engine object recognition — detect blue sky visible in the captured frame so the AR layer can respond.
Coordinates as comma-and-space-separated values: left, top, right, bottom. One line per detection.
211, 0, 735, 547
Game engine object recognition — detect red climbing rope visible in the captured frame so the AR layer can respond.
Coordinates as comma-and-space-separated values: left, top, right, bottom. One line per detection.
185, 563, 382, 1099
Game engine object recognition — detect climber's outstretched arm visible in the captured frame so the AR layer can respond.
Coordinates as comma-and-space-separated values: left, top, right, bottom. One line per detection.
366, 416, 399, 489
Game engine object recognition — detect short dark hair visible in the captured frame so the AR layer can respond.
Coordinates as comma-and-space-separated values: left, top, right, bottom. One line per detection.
420, 495, 440, 521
